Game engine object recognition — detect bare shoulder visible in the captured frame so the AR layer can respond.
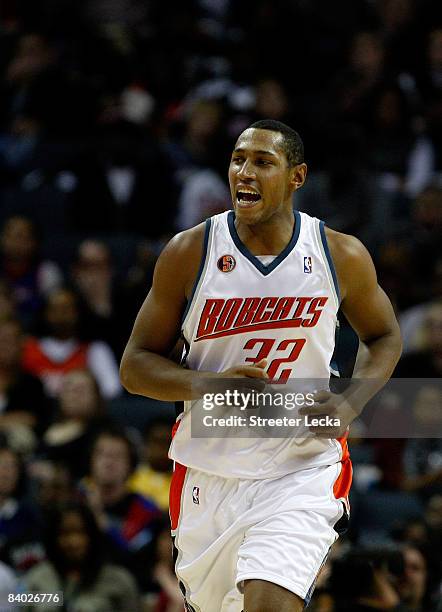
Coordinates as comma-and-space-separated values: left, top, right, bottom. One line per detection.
161, 222, 206, 260
154, 221, 207, 298
324, 227, 377, 300
324, 226, 372, 264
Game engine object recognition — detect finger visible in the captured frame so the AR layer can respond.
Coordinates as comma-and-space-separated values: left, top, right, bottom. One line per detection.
299, 402, 337, 416
240, 366, 269, 379
253, 359, 268, 369
312, 390, 332, 403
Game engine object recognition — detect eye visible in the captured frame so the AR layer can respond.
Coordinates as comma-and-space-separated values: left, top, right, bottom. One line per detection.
231, 156, 244, 164
256, 159, 272, 166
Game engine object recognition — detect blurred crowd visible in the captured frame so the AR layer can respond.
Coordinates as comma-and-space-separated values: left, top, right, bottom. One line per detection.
0, 0, 441, 610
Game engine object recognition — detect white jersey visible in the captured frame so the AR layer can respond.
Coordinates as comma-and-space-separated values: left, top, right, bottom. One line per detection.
169, 210, 348, 478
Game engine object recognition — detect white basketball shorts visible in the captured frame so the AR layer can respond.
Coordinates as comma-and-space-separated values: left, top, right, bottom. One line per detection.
170, 459, 351, 612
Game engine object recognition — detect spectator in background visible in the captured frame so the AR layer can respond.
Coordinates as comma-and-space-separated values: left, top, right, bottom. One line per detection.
28, 461, 73, 524
166, 100, 224, 173
40, 370, 111, 481
21, 287, 121, 399
176, 165, 230, 230
332, 31, 386, 127
71, 240, 127, 358
118, 239, 157, 346
129, 417, 173, 512
396, 544, 429, 612
165, 100, 230, 230
23, 503, 140, 612
0, 216, 62, 326
79, 427, 161, 592
72, 241, 114, 325
151, 517, 184, 612
365, 83, 419, 185
1, 31, 96, 141
67, 120, 176, 239
0, 444, 44, 575
2, 33, 55, 124
0, 317, 52, 445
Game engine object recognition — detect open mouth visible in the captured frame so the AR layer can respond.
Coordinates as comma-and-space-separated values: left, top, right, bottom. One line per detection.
236, 189, 262, 207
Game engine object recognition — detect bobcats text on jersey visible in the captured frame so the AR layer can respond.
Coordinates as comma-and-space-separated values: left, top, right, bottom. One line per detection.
196, 296, 328, 341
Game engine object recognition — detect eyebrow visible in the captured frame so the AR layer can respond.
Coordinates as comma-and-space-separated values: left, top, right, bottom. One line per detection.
233, 148, 278, 157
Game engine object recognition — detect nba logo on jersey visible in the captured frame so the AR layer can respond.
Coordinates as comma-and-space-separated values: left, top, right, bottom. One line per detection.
192, 486, 200, 505
304, 256, 312, 273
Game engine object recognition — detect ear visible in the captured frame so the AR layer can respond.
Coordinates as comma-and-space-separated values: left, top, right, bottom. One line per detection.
289, 163, 308, 192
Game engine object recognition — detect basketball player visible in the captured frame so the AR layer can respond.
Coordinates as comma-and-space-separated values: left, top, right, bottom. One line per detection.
120, 120, 402, 611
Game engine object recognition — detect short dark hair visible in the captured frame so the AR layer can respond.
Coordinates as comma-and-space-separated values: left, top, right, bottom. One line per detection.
90, 425, 139, 474
248, 119, 304, 167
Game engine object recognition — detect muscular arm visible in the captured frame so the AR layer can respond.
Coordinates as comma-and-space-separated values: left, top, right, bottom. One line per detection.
327, 228, 402, 410
120, 224, 267, 401
119, 224, 206, 401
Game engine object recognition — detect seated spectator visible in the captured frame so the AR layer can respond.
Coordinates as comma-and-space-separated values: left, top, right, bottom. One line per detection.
71, 240, 128, 358
0, 216, 63, 326
129, 417, 173, 512
151, 516, 183, 612
22, 503, 140, 612
28, 461, 73, 524
117, 240, 157, 353
72, 241, 114, 323
40, 370, 112, 480
0, 443, 44, 574
330, 546, 403, 611
0, 317, 52, 443
67, 120, 175, 239
396, 544, 429, 612
79, 427, 161, 592
176, 167, 230, 231
22, 287, 121, 399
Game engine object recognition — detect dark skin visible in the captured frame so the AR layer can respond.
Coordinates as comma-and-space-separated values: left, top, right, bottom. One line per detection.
120, 128, 402, 611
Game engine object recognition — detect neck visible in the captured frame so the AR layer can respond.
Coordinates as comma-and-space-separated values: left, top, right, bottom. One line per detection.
234, 207, 295, 256
97, 482, 126, 506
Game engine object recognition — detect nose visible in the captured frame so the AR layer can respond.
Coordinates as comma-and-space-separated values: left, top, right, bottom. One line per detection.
237, 159, 255, 180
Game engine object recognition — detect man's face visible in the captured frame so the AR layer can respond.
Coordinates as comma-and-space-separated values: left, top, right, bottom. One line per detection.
45, 290, 78, 336
228, 128, 305, 225
397, 547, 427, 605
57, 512, 89, 565
91, 436, 131, 487
144, 424, 172, 473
